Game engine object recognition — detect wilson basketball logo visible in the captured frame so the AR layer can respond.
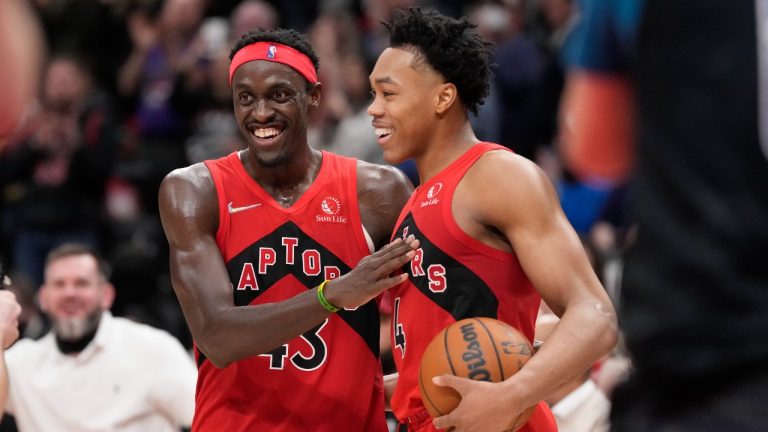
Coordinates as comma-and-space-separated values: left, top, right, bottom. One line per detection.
316, 196, 347, 223
421, 182, 443, 207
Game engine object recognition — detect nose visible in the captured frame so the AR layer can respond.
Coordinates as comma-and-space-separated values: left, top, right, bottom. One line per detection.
367, 96, 383, 118
250, 98, 275, 122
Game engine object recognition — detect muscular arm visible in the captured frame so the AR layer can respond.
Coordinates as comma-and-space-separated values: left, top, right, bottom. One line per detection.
159, 164, 417, 368
434, 152, 617, 430
472, 152, 617, 407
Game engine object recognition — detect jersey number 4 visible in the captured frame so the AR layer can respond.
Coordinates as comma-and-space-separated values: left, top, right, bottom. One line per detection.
259, 319, 329, 371
393, 297, 406, 357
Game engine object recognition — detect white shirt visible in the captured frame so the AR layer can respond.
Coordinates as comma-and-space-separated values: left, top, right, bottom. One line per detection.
5, 312, 197, 432
551, 379, 611, 432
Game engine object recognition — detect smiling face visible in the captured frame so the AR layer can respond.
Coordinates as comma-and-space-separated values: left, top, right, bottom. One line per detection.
367, 47, 447, 164
232, 60, 321, 168
39, 253, 114, 341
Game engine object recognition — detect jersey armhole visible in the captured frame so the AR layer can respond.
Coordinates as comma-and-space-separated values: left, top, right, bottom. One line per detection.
441, 148, 518, 263
203, 159, 229, 253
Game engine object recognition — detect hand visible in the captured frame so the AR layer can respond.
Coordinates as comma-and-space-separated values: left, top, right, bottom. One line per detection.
323, 235, 419, 309
431, 375, 526, 432
127, 12, 158, 53
0, 290, 21, 349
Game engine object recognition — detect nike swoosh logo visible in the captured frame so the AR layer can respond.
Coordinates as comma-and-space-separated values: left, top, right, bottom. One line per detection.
228, 202, 262, 213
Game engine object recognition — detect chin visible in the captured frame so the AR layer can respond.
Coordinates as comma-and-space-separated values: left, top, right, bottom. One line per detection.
381, 149, 407, 165
254, 150, 293, 168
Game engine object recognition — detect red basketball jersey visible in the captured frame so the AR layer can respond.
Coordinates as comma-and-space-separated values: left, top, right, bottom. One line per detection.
196, 151, 388, 432
389, 143, 557, 431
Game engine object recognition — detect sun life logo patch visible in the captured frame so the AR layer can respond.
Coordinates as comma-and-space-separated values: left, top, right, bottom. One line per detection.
420, 182, 443, 207
316, 196, 347, 223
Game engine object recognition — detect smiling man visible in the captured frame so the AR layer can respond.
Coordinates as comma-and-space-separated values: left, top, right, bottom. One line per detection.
368, 8, 618, 432
158, 28, 418, 431
0, 243, 196, 431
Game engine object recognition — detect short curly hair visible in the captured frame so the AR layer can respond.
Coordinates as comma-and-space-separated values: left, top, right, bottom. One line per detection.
230, 28, 320, 85
384, 8, 494, 116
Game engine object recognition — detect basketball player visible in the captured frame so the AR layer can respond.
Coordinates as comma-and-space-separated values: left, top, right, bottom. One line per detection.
562, 0, 768, 430
159, 28, 418, 431
367, 8, 618, 432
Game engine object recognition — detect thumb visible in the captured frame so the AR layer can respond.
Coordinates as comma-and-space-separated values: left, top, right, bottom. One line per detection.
433, 374, 472, 395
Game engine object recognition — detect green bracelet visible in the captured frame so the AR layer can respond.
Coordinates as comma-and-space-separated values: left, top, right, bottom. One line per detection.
316, 280, 341, 313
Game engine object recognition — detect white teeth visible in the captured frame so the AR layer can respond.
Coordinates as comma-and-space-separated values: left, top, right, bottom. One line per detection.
253, 128, 280, 138
375, 128, 393, 138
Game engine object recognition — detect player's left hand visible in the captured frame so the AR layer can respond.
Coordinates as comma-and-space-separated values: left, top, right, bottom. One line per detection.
431, 375, 523, 432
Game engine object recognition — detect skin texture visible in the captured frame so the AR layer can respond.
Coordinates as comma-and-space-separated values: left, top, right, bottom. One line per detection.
369, 46, 618, 431
159, 56, 418, 368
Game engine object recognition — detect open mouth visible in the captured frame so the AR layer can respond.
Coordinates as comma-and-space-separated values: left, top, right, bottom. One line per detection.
249, 125, 285, 144
375, 127, 393, 141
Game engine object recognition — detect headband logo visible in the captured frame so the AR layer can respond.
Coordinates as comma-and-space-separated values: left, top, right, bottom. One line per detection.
267, 45, 277, 59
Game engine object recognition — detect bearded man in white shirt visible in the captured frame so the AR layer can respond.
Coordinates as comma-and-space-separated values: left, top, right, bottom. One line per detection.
0, 243, 196, 432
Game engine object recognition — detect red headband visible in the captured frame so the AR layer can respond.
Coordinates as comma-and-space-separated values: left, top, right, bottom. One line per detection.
229, 42, 318, 86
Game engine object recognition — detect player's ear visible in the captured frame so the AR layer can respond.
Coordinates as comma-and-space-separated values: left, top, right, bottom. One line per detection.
308, 82, 322, 109
435, 82, 458, 115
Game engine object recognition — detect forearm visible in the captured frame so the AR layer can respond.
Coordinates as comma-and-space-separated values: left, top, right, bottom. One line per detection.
502, 299, 617, 408
180, 282, 333, 368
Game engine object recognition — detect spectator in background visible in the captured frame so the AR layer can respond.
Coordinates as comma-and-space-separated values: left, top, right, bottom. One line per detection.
0, 243, 196, 431
494, 0, 546, 160
0, 54, 119, 287
229, 0, 279, 44
117, 0, 207, 210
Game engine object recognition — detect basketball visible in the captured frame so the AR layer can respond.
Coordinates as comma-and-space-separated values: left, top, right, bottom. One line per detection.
419, 317, 537, 430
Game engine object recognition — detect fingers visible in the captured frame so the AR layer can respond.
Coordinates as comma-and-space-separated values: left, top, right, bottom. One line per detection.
374, 235, 419, 260
432, 411, 456, 431
372, 273, 409, 291
364, 236, 419, 273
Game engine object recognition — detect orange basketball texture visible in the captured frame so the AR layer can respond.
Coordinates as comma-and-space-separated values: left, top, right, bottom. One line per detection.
419, 317, 536, 431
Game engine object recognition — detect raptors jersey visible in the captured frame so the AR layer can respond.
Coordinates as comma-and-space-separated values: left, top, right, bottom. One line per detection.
390, 143, 556, 431
196, 151, 388, 432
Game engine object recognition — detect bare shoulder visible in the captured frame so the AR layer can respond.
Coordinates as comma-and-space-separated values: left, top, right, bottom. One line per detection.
160, 163, 214, 196
158, 163, 218, 241
470, 150, 553, 199
461, 150, 559, 226
356, 159, 414, 200
355, 160, 414, 248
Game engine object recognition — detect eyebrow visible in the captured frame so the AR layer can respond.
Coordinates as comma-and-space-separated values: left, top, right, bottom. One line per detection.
233, 80, 296, 91
373, 76, 397, 85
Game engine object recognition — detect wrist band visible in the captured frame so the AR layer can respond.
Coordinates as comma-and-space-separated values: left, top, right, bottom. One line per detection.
316, 280, 341, 313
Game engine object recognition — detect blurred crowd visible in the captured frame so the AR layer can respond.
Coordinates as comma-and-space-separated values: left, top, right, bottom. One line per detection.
0, 0, 630, 430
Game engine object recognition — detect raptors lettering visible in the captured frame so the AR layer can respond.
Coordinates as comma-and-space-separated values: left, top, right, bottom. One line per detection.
403, 231, 448, 293
236, 236, 341, 290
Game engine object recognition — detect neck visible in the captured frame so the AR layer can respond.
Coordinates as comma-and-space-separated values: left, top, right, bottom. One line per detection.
241, 146, 322, 206
415, 119, 479, 183
55, 324, 99, 355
